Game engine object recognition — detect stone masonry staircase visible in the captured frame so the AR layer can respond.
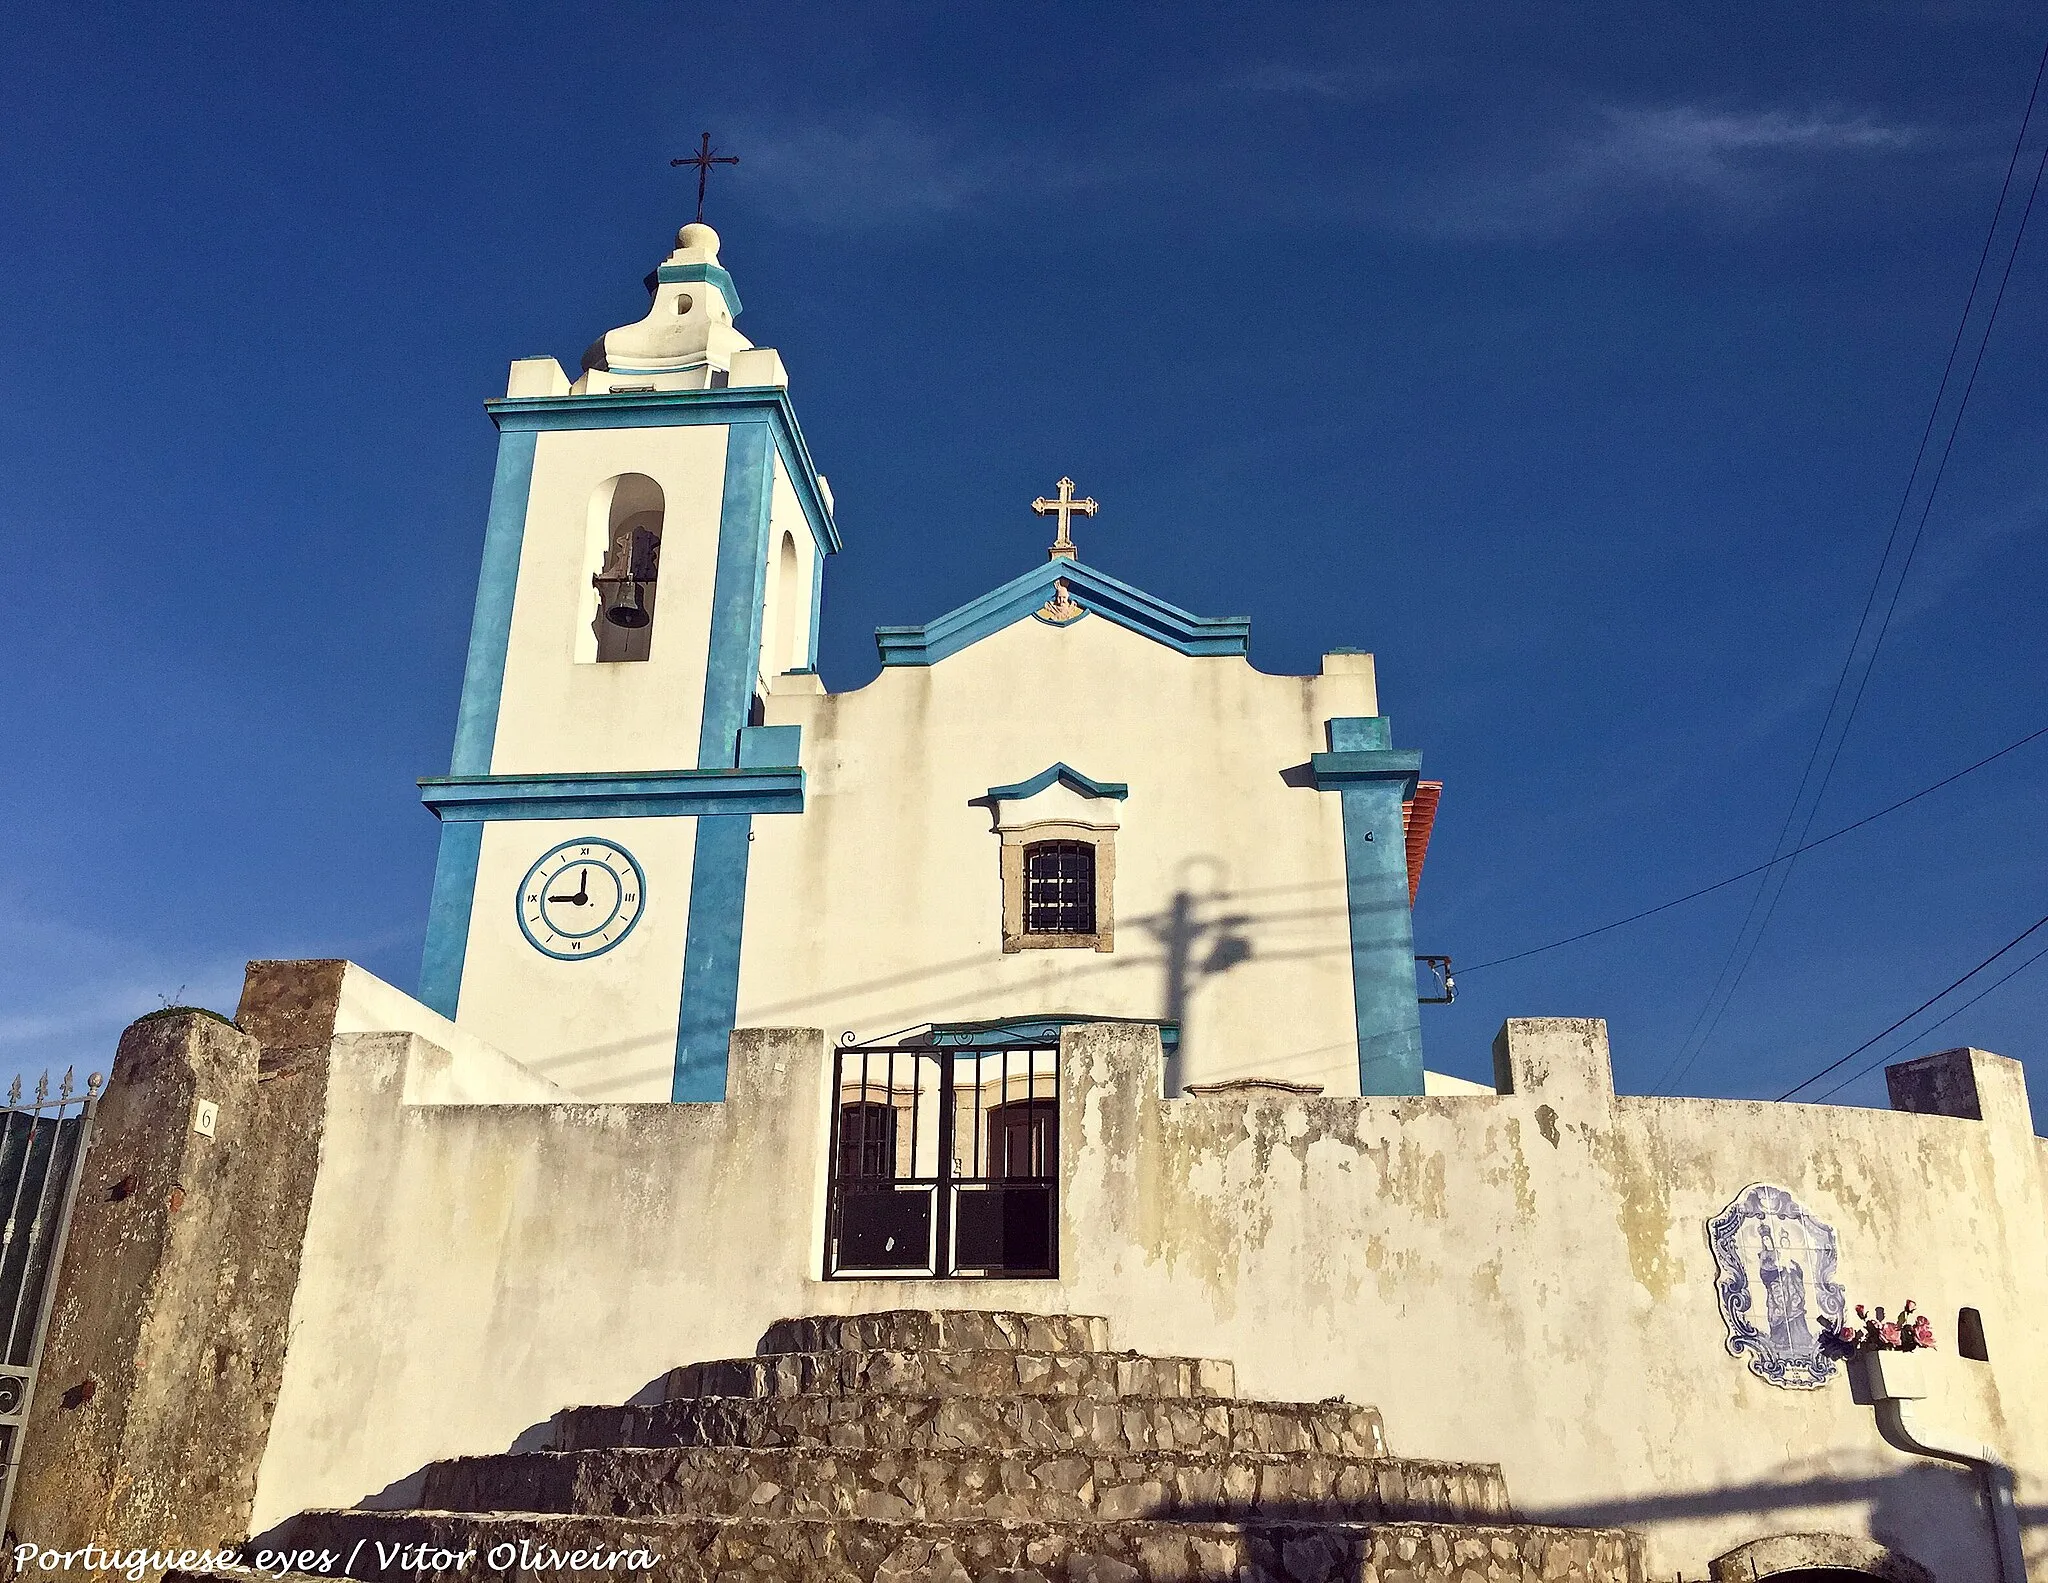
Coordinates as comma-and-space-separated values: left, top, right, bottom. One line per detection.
185, 1311, 1644, 1582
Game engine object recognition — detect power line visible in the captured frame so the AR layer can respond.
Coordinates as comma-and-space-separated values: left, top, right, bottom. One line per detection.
1655, 39, 2048, 1095
1811, 937, 2048, 1103
1457, 720, 2048, 975
1777, 910, 2048, 1101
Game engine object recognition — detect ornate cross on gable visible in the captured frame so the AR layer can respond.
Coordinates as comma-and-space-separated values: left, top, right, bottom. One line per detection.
670, 133, 740, 224
1031, 477, 1098, 561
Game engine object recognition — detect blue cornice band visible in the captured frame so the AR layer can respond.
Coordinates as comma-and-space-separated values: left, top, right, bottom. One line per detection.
486, 388, 840, 557
420, 766, 804, 822
986, 763, 1130, 803
654, 261, 743, 316
1308, 748, 1422, 796
876, 558, 1249, 666
911, 1016, 1181, 1051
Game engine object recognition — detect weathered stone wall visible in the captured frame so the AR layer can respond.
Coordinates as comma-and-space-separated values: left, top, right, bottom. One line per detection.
7, 1005, 325, 1559
216, 990, 2046, 1583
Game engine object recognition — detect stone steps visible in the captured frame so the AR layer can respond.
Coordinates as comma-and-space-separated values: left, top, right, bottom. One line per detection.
181, 1309, 1643, 1583
558, 1392, 1388, 1460
418, 1444, 1508, 1525
663, 1348, 1236, 1402
258, 1508, 1644, 1583
760, 1311, 1113, 1356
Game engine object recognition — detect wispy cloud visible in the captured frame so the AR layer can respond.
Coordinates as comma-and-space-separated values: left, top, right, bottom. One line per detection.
1593, 104, 1915, 180
1412, 104, 1921, 239
728, 113, 1112, 228
1233, 60, 1418, 104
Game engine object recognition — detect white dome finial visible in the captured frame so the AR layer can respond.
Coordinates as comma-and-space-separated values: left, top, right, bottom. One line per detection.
676, 222, 721, 261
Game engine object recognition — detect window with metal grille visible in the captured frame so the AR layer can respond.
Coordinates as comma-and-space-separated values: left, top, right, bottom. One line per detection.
1023, 841, 1095, 935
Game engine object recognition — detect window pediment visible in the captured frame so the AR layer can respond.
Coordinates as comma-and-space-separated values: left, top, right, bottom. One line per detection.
986, 765, 1122, 953
987, 764, 1126, 835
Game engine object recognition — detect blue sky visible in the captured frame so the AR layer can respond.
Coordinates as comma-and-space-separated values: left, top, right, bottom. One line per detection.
3, 2, 2044, 1126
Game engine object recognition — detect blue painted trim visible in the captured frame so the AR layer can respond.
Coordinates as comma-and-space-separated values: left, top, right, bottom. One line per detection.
448, 431, 538, 775
654, 261, 743, 316
875, 559, 1249, 666
985, 763, 1130, 803
1326, 716, 1390, 752
1311, 717, 1424, 1096
487, 389, 839, 557
419, 820, 485, 1017
420, 766, 804, 821
1309, 749, 1422, 792
738, 723, 802, 769
697, 423, 776, 768
515, 837, 647, 960
673, 814, 752, 1101
908, 1016, 1180, 1051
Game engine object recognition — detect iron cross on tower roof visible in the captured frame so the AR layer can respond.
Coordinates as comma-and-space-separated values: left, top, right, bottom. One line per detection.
670, 133, 740, 223
1032, 477, 1098, 561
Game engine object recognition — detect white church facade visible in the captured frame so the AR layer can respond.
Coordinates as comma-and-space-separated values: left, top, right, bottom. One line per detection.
9, 218, 2045, 1583
417, 221, 1452, 1106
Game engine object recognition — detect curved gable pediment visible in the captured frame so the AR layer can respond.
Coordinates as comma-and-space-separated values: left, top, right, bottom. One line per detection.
874, 559, 1249, 668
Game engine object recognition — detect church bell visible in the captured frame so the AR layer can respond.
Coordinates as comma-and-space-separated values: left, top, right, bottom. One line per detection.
595, 573, 650, 629
594, 525, 660, 629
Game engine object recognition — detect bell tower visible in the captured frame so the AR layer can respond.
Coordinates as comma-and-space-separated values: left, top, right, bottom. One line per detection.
416, 223, 837, 1102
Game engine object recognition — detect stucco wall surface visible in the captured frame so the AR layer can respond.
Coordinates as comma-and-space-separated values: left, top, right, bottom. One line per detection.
457, 816, 701, 1098
742, 619, 1382, 1095
492, 424, 730, 777
249, 1010, 2044, 1583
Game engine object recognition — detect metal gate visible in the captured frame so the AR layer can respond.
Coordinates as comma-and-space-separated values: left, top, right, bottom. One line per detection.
825, 1038, 1058, 1280
0, 1070, 102, 1540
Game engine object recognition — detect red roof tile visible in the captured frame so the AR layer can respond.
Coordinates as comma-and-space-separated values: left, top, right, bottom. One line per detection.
1400, 781, 1443, 907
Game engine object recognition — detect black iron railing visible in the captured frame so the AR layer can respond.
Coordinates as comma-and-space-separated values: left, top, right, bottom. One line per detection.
0, 1069, 101, 1537
825, 1040, 1058, 1280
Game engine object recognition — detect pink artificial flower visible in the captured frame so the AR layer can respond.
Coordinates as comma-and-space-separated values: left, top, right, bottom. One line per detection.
1878, 1322, 1902, 1348
1910, 1315, 1936, 1349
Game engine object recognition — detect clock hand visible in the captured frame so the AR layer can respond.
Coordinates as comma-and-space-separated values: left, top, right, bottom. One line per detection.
546, 868, 590, 906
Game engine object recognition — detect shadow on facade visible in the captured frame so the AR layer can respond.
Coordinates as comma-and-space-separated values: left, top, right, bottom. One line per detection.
529, 865, 1327, 1097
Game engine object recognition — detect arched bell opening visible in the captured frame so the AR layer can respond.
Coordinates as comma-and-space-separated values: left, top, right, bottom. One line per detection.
770, 529, 802, 675
585, 473, 665, 663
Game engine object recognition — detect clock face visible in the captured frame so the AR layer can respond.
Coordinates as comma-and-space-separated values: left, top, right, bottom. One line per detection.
517, 838, 645, 960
